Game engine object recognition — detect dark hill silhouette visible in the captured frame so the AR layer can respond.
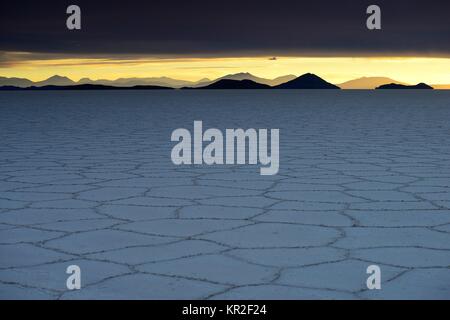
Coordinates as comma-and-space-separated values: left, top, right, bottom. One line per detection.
376, 83, 433, 90
274, 73, 340, 89
185, 79, 271, 89
0, 86, 23, 90
338, 77, 408, 89
0, 84, 173, 90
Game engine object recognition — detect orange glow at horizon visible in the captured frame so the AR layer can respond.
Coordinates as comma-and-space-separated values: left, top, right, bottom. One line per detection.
1, 54, 450, 85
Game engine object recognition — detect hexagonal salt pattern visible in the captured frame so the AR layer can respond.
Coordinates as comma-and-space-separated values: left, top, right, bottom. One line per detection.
1, 91, 450, 299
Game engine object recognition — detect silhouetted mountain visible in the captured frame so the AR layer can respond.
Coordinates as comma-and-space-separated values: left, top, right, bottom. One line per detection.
0, 84, 173, 90
193, 78, 212, 87
339, 77, 407, 89
192, 79, 213, 86
376, 83, 433, 90
0, 76, 34, 87
211, 72, 297, 87
274, 73, 340, 89
268, 74, 298, 86
76, 76, 200, 88
35, 75, 76, 86
186, 79, 271, 89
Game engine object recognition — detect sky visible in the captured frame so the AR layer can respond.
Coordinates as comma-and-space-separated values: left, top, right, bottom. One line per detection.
1, 0, 449, 84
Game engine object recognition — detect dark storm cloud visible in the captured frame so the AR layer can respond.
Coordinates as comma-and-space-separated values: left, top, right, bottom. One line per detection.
1, 0, 449, 57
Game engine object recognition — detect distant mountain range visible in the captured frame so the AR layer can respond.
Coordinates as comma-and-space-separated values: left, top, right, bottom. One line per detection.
0, 73, 446, 90
1, 74, 340, 90
0, 73, 296, 89
0, 75, 198, 88
211, 73, 297, 87
0, 84, 173, 91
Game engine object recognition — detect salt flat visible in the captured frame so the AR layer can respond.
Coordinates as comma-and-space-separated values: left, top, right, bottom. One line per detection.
0, 90, 449, 299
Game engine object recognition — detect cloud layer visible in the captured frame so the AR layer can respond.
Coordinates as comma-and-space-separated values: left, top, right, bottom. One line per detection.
1, 0, 449, 58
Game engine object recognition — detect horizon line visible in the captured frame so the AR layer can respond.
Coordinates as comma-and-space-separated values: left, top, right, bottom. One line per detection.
1, 73, 450, 87
2, 56, 450, 85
